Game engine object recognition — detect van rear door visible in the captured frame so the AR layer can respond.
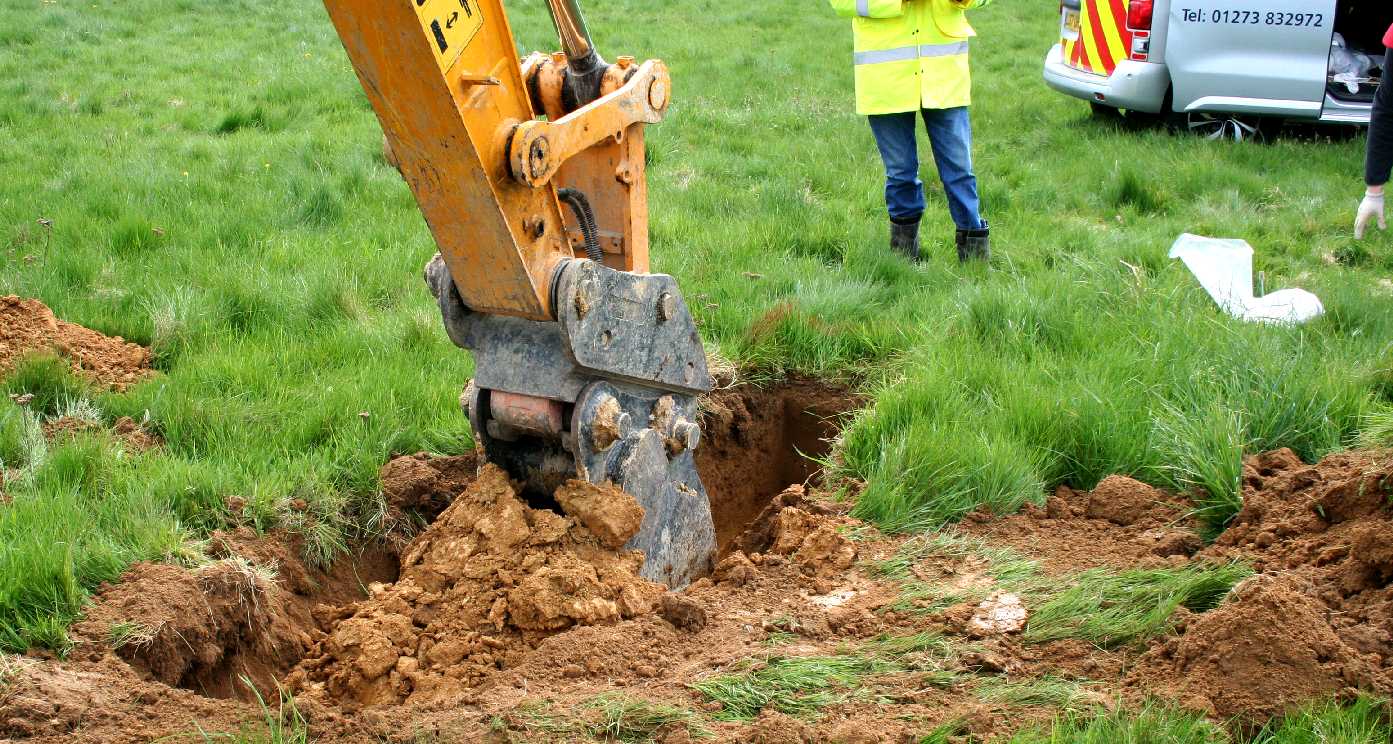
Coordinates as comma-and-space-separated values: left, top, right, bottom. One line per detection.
1165, 2, 1337, 117
1060, 0, 1134, 78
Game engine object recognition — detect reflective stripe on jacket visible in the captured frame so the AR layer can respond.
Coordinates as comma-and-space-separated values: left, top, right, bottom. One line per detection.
828, 0, 991, 115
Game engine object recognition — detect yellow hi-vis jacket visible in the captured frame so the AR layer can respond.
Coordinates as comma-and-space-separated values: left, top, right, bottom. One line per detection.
828, 0, 991, 116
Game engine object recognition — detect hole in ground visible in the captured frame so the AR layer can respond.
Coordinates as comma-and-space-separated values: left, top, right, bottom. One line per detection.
696, 379, 862, 556
100, 380, 858, 702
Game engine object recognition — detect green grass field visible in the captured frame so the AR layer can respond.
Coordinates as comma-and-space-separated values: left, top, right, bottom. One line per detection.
2, 0, 1393, 736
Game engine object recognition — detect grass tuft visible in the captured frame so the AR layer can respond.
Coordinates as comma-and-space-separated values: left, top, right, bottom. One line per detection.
869, 529, 1039, 615
0, 653, 35, 705
691, 654, 891, 721
692, 633, 962, 721
1024, 563, 1252, 648
583, 693, 712, 743
1006, 701, 1225, 743
502, 695, 710, 743
1252, 696, 1393, 744
975, 676, 1092, 710
107, 619, 159, 651
1357, 406, 1393, 449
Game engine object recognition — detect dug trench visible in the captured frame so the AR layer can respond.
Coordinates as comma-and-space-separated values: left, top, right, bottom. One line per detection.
6, 355, 1393, 740
0, 381, 865, 741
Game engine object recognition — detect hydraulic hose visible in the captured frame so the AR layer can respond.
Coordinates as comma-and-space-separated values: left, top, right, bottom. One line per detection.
557, 187, 603, 264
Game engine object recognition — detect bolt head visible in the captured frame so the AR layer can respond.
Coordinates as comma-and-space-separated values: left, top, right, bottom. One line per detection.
528, 137, 550, 179
657, 292, 677, 322
648, 79, 669, 110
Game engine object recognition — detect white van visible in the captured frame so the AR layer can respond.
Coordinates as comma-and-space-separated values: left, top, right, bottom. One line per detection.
1042, 1, 1389, 139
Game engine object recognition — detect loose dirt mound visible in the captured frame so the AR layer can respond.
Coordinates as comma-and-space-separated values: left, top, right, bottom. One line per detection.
379, 450, 478, 525
68, 530, 398, 703
0, 295, 151, 390
1206, 449, 1393, 668
1129, 575, 1389, 721
1, 531, 396, 743
287, 465, 666, 710
74, 560, 314, 701
962, 474, 1204, 572
1124, 449, 1393, 720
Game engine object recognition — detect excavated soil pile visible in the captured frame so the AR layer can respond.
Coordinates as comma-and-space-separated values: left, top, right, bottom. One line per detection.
73, 560, 314, 701
68, 529, 398, 703
963, 474, 1205, 572
379, 450, 479, 527
1130, 575, 1389, 721
0, 531, 397, 742
286, 464, 667, 710
1126, 449, 1393, 720
0, 295, 151, 390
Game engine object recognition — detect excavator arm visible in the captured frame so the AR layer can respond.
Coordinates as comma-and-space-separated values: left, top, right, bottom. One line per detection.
322, 0, 717, 586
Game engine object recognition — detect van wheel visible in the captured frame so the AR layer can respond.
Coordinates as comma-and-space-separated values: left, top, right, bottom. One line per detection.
1186, 113, 1267, 143
1089, 101, 1122, 119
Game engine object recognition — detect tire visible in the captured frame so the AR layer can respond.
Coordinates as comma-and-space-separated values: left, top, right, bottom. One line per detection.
1122, 88, 1185, 130
1089, 101, 1123, 119
1185, 112, 1269, 143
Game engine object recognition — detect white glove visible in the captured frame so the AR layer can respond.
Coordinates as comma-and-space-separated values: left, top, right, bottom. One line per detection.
1355, 189, 1385, 239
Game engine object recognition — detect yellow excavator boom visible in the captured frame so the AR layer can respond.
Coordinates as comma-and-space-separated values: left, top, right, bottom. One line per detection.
321, 0, 717, 587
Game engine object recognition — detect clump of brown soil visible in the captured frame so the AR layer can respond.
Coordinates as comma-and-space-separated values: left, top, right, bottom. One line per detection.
73, 560, 314, 700
1128, 575, 1390, 720
1, 530, 397, 743
0, 296, 152, 390
379, 450, 478, 525
1120, 449, 1393, 721
286, 464, 665, 710
1203, 449, 1393, 673
961, 476, 1203, 573
42, 415, 161, 452
732, 484, 858, 578
70, 529, 398, 703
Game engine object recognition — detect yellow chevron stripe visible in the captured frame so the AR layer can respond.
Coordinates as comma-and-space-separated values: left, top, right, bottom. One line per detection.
1093, 0, 1128, 67
1078, 8, 1106, 74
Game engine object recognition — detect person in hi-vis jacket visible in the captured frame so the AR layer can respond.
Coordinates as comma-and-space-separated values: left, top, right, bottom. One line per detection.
827, 0, 992, 262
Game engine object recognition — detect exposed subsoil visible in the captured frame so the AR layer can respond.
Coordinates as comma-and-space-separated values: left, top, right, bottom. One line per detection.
697, 381, 862, 555
3, 378, 1392, 742
0, 295, 152, 390
963, 448, 1393, 723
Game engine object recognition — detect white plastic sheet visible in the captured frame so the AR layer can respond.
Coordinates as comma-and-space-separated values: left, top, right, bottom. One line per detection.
1168, 233, 1324, 325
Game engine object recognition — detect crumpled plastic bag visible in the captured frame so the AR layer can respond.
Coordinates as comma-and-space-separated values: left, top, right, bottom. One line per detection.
1168, 233, 1324, 325
1330, 33, 1376, 95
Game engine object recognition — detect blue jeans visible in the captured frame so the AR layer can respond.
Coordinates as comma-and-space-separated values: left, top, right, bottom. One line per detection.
867, 107, 983, 230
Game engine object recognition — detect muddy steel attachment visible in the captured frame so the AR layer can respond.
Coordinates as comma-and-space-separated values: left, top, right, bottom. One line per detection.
428, 257, 717, 587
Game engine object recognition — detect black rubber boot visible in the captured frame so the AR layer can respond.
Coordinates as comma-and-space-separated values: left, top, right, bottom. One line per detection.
955, 219, 991, 263
890, 218, 921, 261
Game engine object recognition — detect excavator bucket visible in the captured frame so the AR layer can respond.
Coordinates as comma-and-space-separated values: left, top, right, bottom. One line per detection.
427, 257, 718, 587
324, 0, 717, 586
